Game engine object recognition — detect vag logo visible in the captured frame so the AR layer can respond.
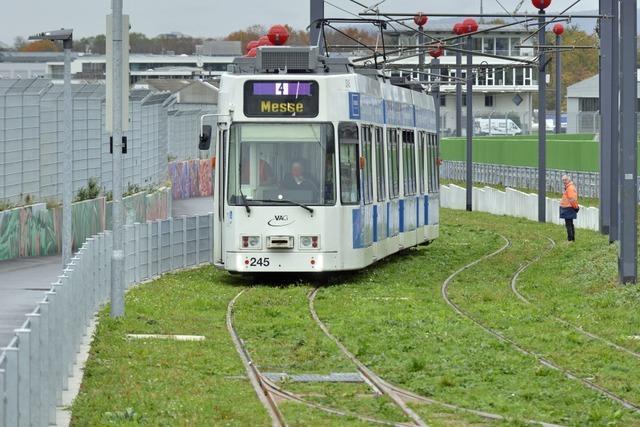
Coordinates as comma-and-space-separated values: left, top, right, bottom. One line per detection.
268, 214, 294, 227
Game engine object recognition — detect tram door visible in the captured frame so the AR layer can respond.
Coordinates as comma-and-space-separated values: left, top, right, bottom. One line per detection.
213, 128, 228, 265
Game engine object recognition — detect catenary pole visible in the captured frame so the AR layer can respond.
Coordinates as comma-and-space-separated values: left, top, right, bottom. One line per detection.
555, 33, 562, 134
310, 0, 325, 49
456, 50, 463, 137
537, 8, 547, 223
62, 38, 72, 268
466, 35, 473, 211
618, 0, 637, 284
110, 0, 125, 317
609, 0, 620, 242
599, 0, 612, 236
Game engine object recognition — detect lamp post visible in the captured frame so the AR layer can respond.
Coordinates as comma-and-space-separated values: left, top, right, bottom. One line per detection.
453, 23, 465, 137
29, 29, 73, 269
429, 44, 444, 138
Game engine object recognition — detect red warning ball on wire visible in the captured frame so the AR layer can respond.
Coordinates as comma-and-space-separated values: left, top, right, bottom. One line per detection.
531, 0, 552, 10
246, 40, 259, 54
258, 35, 273, 47
247, 47, 257, 57
462, 18, 479, 33
553, 23, 564, 35
414, 13, 428, 27
429, 44, 444, 58
267, 25, 289, 46
453, 22, 466, 35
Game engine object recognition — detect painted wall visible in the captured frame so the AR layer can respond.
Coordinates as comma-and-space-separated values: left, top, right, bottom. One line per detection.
0, 187, 170, 262
169, 159, 213, 200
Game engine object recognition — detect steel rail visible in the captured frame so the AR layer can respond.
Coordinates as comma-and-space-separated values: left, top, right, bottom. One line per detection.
441, 234, 640, 414
227, 290, 287, 427
227, 289, 408, 427
308, 289, 560, 426
510, 237, 640, 359
308, 289, 428, 426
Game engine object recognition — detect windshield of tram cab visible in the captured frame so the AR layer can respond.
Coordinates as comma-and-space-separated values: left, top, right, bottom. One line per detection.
227, 123, 336, 206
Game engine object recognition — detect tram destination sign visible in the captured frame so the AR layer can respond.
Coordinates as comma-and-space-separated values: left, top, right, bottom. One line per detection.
244, 81, 319, 118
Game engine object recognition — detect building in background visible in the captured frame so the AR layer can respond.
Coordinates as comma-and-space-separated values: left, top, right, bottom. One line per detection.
385, 24, 538, 135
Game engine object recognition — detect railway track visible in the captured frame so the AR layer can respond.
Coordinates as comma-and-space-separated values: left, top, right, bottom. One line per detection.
510, 236, 640, 360
441, 233, 640, 414
308, 289, 561, 427
227, 289, 415, 427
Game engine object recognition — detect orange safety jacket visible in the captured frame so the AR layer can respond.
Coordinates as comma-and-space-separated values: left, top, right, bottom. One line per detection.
560, 181, 579, 209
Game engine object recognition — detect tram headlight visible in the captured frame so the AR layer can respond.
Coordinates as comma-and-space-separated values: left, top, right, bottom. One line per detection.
300, 235, 319, 250
241, 235, 261, 250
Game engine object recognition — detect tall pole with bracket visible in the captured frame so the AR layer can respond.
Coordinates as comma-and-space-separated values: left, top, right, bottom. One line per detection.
533, 0, 550, 223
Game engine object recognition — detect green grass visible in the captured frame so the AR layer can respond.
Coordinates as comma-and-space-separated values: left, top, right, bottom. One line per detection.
72, 209, 640, 426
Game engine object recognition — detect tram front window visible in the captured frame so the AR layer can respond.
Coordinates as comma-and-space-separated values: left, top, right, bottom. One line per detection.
227, 123, 336, 206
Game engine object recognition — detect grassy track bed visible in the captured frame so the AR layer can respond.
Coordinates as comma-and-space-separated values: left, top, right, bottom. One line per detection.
70, 268, 269, 426
313, 211, 640, 425
444, 214, 640, 418
515, 223, 640, 355
232, 285, 409, 425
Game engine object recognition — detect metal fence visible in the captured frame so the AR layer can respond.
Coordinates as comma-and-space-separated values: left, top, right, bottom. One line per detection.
0, 213, 214, 426
440, 160, 602, 198
0, 78, 214, 204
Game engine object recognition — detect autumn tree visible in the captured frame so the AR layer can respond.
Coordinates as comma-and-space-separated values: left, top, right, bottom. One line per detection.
225, 25, 266, 53
20, 40, 60, 52
545, 26, 599, 111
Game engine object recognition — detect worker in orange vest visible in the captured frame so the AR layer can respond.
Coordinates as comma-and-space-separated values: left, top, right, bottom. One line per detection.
560, 175, 579, 242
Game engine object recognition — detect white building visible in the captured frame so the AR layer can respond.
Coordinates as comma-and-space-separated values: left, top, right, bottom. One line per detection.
384, 24, 538, 135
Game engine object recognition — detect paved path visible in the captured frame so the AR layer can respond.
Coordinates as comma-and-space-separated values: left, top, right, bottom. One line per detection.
0, 256, 61, 346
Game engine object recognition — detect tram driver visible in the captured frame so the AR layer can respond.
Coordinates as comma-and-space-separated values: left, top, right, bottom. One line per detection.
280, 160, 319, 194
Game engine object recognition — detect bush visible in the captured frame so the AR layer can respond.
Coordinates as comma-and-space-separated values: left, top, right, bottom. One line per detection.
75, 178, 101, 202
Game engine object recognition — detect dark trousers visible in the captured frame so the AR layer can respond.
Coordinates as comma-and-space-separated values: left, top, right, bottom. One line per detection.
564, 219, 575, 241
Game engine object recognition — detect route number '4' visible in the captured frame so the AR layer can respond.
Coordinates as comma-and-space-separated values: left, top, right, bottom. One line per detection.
248, 257, 270, 267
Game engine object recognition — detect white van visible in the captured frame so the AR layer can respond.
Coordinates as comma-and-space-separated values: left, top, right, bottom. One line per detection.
475, 118, 522, 136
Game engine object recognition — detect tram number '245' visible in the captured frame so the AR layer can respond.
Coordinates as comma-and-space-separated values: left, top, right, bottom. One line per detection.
248, 257, 270, 267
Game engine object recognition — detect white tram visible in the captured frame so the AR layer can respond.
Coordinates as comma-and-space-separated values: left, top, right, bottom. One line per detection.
198, 47, 440, 273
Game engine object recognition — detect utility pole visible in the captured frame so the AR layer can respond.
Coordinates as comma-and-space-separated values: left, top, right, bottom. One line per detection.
456, 51, 463, 137
108, 0, 125, 317
599, 0, 613, 236
537, 7, 547, 223
618, 0, 637, 284
29, 30, 73, 269
310, 0, 324, 49
431, 57, 441, 138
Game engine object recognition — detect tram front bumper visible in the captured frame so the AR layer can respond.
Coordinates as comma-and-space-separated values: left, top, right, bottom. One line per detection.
226, 251, 339, 273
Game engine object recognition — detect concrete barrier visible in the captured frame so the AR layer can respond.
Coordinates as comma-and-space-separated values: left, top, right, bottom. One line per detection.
440, 185, 599, 231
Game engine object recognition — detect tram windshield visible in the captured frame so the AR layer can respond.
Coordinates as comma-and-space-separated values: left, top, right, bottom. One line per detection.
227, 123, 336, 206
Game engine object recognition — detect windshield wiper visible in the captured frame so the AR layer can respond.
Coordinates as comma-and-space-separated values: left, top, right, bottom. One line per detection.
238, 194, 251, 215
251, 198, 314, 215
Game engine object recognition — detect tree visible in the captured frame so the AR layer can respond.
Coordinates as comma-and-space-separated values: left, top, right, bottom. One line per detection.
13, 36, 27, 50
545, 26, 598, 111
20, 40, 60, 52
225, 25, 266, 53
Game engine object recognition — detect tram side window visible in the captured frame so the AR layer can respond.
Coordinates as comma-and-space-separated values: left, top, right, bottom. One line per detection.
375, 127, 386, 201
339, 122, 360, 205
387, 129, 400, 199
418, 131, 426, 194
362, 125, 374, 205
402, 130, 416, 196
427, 133, 440, 193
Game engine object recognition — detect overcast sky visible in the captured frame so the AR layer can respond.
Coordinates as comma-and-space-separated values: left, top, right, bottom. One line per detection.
1, 0, 600, 45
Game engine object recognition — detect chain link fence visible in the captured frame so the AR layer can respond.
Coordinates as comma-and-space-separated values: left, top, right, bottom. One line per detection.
0, 213, 214, 426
